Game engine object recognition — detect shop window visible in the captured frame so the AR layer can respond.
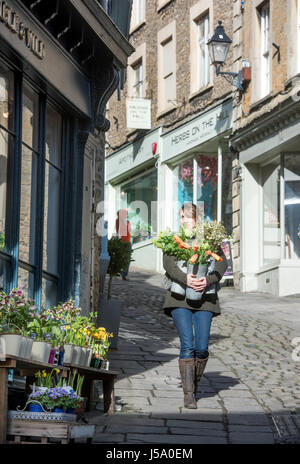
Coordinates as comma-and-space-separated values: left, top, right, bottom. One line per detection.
44, 104, 62, 276
120, 169, 157, 244
19, 145, 38, 265
262, 157, 281, 265
284, 154, 300, 260
222, 153, 233, 234
18, 267, 35, 299
259, 2, 270, 98
196, 154, 218, 222
0, 65, 14, 292
196, 14, 210, 90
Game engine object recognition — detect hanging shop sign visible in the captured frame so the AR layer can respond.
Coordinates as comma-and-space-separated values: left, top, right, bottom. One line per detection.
126, 98, 151, 130
161, 99, 232, 162
0, 1, 45, 59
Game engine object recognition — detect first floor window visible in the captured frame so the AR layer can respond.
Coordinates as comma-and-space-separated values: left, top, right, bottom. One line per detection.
132, 61, 143, 98
260, 2, 270, 98
197, 14, 210, 89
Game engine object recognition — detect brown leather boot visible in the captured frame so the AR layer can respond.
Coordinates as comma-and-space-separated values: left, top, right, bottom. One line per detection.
178, 358, 197, 409
194, 356, 209, 396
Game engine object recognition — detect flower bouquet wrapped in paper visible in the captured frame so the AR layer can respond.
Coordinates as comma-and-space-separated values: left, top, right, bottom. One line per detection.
153, 221, 229, 301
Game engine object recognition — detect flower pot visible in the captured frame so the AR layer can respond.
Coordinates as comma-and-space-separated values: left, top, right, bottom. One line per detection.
53, 407, 66, 413
63, 344, 74, 364
30, 341, 52, 363
66, 408, 75, 414
24, 337, 33, 359
186, 263, 209, 301
29, 403, 43, 412
79, 347, 86, 366
85, 348, 93, 367
170, 260, 187, 297
18, 336, 27, 358
0, 333, 22, 357
204, 258, 221, 294
71, 346, 81, 365
48, 348, 56, 364
90, 357, 100, 369
58, 350, 64, 366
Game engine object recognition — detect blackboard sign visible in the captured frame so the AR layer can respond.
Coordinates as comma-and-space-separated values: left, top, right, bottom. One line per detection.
221, 240, 233, 277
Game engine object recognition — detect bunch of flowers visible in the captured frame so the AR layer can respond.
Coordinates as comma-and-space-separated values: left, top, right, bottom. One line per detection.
90, 327, 113, 359
153, 220, 229, 265
0, 286, 37, 335
34, 368, 61, 388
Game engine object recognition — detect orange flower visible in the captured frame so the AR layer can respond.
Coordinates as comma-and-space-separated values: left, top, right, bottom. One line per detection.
179, 241, 190, 249
205, 250, 223, 262
193, 243, 199, 251
173, 235, 183, 244
190, 253, 198, 264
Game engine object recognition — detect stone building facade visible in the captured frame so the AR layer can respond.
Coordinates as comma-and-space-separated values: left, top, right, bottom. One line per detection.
105, 0, 237, 277
230, 0, 300, 296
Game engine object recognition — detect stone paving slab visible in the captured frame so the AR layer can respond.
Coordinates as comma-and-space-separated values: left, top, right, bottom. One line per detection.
86, 270, 300, 444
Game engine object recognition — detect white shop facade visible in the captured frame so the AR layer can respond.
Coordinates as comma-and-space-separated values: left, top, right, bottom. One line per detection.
231, 97, 300, 297
105, 98, 234, 274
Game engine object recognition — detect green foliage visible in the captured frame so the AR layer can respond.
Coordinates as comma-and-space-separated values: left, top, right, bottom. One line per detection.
107, 237, 132, 277
0, 232, 4, 250
153, 221, 230, 265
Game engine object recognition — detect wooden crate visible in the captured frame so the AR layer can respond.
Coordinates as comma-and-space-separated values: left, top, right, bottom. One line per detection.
7, 418, 95, 444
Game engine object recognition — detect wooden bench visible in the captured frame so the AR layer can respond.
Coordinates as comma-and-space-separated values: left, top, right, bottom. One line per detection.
0, 356, 118, 444
64, 363, 118, 415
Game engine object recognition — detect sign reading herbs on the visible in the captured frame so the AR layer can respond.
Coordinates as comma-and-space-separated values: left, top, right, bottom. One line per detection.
0, 1, 45, 59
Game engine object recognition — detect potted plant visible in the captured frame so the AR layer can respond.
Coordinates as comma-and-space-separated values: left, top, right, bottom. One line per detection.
0, 287, 36, 357
27, 311, 53, 363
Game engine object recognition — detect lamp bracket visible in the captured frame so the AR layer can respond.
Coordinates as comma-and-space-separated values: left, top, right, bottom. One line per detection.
216, 65, 243, 90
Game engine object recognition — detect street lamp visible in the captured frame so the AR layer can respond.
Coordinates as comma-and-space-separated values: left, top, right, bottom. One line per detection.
207, 21, 243, 90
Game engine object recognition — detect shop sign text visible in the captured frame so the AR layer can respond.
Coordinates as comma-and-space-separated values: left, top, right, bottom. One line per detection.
0, 1, 45, 59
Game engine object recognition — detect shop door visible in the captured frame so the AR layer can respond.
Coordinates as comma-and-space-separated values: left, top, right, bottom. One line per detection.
80, 149, 95, 315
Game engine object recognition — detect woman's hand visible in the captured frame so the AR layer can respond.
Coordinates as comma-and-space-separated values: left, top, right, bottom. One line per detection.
187, 274, 208, 292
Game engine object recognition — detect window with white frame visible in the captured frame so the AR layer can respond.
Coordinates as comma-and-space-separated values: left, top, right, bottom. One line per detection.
131, 0, 145, 28
197, 14, 210, 89
132, 61, 143, 98
161, 37, 176, 109
260, 2, 270, 98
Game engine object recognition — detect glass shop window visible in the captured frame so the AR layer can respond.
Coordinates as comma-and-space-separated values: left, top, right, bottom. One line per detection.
120, 170, 157, 244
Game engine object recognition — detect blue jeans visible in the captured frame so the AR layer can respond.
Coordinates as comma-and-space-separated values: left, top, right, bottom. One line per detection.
171, 307, 213, 359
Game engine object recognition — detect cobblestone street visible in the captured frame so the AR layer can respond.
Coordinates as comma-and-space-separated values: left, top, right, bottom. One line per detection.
88, 268, 300, 445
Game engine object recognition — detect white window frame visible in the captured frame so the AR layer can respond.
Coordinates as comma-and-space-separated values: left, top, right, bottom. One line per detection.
132, 61, 143, 98
157, 21, 176, 115
260, 2, 270, 98
197, 14, 210, 90
131, 0, 145, 31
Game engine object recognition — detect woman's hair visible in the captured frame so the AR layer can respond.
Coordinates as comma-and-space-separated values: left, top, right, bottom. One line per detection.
180, 202, 201, 220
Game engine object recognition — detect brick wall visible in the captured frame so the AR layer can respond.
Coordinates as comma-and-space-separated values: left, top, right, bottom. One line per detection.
106, 0, 234, 153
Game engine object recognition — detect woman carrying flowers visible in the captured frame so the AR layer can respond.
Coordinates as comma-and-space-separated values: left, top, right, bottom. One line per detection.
160, 202, 228, 409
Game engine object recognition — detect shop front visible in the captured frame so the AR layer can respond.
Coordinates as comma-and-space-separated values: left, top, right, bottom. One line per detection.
231, 97, 300, 296
158, 98, 233, 274
0, 0, 133, 311
105, 128, 161, 271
